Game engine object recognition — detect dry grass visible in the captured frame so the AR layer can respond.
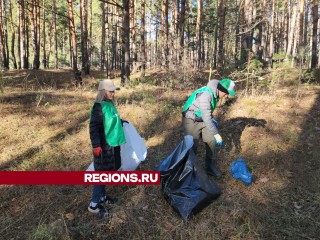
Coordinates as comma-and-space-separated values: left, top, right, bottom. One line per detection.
1, 68, 320, 239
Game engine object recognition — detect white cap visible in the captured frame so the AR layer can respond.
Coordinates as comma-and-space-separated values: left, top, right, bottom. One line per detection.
98, 79, 120, 91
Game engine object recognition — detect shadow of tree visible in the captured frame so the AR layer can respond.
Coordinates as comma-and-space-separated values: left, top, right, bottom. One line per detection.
254, 91, 320, 239
1, 85, 319, 239
220, 117, 267, 154
0, 93, 90, 170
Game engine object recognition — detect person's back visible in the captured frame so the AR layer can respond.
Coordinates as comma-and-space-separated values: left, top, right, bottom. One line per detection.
182, 78, 236, 177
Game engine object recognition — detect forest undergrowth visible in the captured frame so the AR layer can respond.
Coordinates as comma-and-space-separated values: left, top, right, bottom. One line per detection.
0, 67, 320, 239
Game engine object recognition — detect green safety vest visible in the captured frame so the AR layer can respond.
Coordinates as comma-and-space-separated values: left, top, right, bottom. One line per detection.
91, 101, 126, 147
182, 86, 219, 118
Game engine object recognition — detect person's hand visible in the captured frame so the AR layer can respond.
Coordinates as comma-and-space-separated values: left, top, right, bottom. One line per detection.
214, 134, 223, 147
93, 147, 102, 157
212, 119, 218, 128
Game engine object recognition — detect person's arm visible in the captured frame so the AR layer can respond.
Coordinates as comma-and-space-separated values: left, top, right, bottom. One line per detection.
89, 103, 103, 148
198, 92, 218, 135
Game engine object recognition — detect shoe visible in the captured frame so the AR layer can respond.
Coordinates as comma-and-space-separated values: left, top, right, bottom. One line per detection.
100, 196, 118, 205
88, 203, 107, 214
205, 158, 222, 177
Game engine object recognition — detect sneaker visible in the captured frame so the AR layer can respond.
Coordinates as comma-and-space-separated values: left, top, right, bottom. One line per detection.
100, 196, 118, 205
88, 203, 107, 214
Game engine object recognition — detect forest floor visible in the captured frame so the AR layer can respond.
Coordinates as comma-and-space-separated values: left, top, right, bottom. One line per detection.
0, 68, 320, 239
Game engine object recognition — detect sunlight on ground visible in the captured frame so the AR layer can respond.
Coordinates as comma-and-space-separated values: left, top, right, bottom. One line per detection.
1, 69, 320, 239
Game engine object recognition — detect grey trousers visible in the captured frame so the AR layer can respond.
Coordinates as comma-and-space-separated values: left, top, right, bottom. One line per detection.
182, 117, 217, 161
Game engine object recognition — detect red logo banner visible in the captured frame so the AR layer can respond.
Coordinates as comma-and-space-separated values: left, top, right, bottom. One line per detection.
0, 171, 161, 185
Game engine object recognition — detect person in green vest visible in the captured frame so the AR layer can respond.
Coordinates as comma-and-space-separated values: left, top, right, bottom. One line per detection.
88, 79, 126, 215
182, 78, 236, 177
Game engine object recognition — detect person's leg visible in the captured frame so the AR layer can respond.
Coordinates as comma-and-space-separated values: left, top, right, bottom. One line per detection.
202, 127, 222, 177
92, 185, 104, 203
182, 117, 202, 154
88, 185, 106, 213
100, 187, 118, 205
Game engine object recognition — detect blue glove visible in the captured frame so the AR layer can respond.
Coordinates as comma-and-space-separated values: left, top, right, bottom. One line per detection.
214, 134, 223, 147
212, 119, 218, 128
230, 158, 253, 185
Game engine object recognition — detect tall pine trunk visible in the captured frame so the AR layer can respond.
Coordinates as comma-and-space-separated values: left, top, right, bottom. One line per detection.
42, 0, 47, 68
100, 2, 106, 71
0, 0, 9, 69
311, 0, 318, 68
141, 0, 146, 77
217, 0, 226, 74
67, 0, 82, 85
286, 0, 297, 57
121, 0, 130, 85
179, 0, 186, 62
8, 0, 17, 69
80, 0, 90, 74
196, 0, 203, 68
53, 0, 58, 68
161, 0, 169, 68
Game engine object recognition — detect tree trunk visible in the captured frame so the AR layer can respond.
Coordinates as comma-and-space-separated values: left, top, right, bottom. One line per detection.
214, 0, 219, 68
161, 0, 169, 68
240, 0, 252, 63
286, 0, 297, 57
89, 0, 93, 68
67, 0, 82, 85
111, 5, 118, 70
217, 0, 226, 74
17, 1, 21, 69
252, 0, 262, 60
269, 0, 275, 59
80, 0, 89, 74
53, 0, 58, 68
42, 0, 47, 68
131, 0, 137, 62
141, 0, 146, 77
311, 0, 318, 68
0, 0, 9, 69
22, 1, 28, 69
121, 0, 130, 85
30, 0, 40, 69
100, 2, 106, 71
196, 0, 203, 68
8, 0, 17, 69
179, 0, 186, 62
261, 0, 267, 60
303, 2, 308, 47
283, 0, 289, 52
298, 0, 304, 47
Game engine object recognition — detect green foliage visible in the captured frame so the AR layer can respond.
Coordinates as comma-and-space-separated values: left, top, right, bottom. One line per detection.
302, 69, 319, 83
273, 52, 291, 68
31, 224, 54, 240
247, 57, 263, 75
272, 52, 286, 62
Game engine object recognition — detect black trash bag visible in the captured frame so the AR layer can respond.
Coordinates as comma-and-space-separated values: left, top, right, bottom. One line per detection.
155, 135, 221, 221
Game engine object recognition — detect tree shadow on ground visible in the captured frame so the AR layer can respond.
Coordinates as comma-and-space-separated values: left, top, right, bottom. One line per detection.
252, 91, 320, 239
1, 87, 319, 239
0, 93, 90, 170
220, 117, 267, 154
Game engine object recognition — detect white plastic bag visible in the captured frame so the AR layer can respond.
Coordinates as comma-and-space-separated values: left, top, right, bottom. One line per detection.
119, 122, 147, 170
86, 122, 147, 171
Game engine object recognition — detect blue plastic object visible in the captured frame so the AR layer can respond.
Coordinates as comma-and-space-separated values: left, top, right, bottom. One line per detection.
230, 158, 252, 185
